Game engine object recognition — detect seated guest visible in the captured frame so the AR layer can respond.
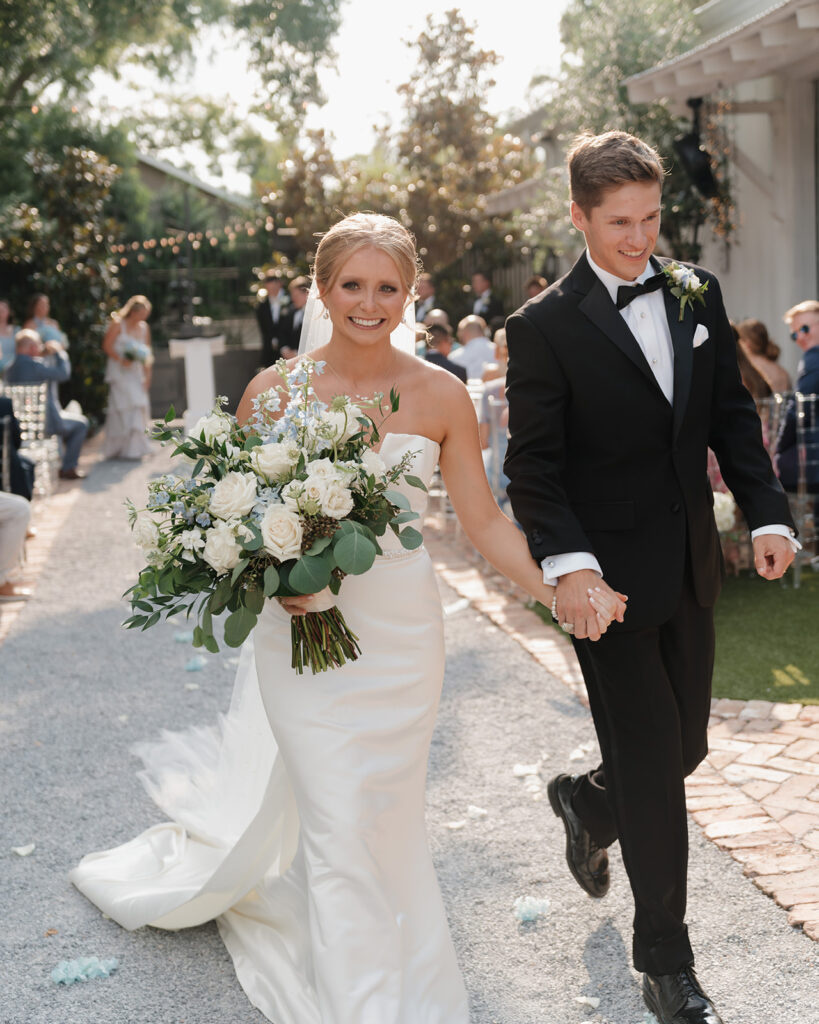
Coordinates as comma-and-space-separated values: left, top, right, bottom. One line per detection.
732, 322, 771, 400
0, 490, 31, 601
450, 315, 494, 381
423, 307, 450, 330
23, 293, 68, 348
424, 324, 467, 382
7, 329, 88, 481
415, 273, 437, 323
0, 298, 19, 375
0, 395, 35, 500
284, 276, 310, 355
471, 270, 504, 322
524, 275, 548, 300
737, 318, 791, 393
478, 367, 509, 496
482, 327, 508, 383
775, 300, 819, 492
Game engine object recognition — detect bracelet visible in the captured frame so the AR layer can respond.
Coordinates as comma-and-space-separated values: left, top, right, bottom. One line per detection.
550, 593, 558, 621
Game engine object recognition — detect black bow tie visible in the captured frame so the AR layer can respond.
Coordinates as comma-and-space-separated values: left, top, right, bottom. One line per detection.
615, 272, 665, 310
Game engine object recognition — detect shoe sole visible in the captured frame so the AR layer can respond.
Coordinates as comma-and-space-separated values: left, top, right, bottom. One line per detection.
547, 776, 607, 899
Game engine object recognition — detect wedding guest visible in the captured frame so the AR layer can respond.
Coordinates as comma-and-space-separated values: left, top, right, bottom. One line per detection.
415, 272, 437, 322
776, 300, 819, 493
450, 315, 494, 381
732, 322, 771, 400
23, 293, 68, 348
737, 318, 791, 393
255, 270, 290, 366
0, 395, 35, 500
481, 326, 509, 383
471, 270, 504, 322
0, 299, 19, 375
102, 295, 154, 460
7, 329, 88, 480
424, 324, 467, 382
0, 489, 31, 601
525, 275, 548, 300
423, 307, 451, 329
283, 276, 309, 355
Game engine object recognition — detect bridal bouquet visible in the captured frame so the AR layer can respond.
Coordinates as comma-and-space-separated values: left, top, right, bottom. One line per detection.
122, 339, 153, 365
124, 359, 425, 673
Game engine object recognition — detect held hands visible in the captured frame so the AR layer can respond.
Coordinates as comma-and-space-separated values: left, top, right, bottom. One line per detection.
278, 587, 336, 616
554, 569, 627, 641
753, 534, 795, 580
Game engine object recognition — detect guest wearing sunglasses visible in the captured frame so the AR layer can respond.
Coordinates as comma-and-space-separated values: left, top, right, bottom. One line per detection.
775, 300, 819, 498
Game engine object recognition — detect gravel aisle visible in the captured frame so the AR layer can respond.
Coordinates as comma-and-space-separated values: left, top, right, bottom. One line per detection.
2, 447, 817, 1023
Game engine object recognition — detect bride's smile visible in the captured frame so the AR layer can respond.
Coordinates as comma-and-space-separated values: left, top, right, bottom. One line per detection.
320, 245, 409, 346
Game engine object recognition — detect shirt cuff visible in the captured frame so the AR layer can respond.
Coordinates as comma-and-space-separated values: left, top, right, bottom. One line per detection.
541, 552, 603, 588
750, 525, 802, 552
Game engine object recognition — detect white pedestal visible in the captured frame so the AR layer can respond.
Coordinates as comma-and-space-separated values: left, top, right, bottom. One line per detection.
168, 335, 226, 432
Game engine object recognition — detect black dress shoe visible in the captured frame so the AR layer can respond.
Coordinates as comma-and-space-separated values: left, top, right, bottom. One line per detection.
643, 966, 725, 1023
547, 773, 609, 898
58, 467, 87, 480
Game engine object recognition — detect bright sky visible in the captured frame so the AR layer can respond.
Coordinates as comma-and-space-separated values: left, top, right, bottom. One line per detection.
92, 0, 569, 191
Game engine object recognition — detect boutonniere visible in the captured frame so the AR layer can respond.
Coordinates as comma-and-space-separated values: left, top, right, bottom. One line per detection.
662, 263, 709, 321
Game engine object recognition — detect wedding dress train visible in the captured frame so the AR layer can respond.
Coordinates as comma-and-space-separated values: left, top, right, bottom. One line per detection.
70, 434, 470, 1023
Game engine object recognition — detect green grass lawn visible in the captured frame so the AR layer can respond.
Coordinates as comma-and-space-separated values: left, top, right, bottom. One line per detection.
712, 568, 819, 704
533, 567, 819, 705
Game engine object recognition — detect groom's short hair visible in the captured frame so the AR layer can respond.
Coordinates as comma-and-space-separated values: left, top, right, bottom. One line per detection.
568, 131, 665, 213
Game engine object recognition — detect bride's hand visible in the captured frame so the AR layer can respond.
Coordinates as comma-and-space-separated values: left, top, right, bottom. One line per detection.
588, 586, 627, 637
278, 587, 336, 616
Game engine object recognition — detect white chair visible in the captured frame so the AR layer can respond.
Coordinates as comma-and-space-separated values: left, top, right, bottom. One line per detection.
2, 383, 60, 496
0, 414, 11, 493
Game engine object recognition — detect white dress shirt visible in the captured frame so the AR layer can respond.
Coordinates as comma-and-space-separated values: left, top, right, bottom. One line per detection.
415, 295, 435, 322
269, 295, 282, 324
449, 337, 495, 381
540, 250, 797, 587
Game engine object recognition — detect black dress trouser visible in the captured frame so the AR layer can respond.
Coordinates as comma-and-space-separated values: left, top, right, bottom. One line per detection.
570, 561, 715, 976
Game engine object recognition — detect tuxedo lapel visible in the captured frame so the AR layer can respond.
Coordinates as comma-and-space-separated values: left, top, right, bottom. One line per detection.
574, 256, 662, 395
658, 262, 694, 440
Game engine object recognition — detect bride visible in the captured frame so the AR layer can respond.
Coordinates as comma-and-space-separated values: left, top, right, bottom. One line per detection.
71, 214, 625, 1023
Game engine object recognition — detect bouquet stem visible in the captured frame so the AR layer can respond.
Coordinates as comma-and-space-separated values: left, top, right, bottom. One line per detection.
290, 608, 362, 674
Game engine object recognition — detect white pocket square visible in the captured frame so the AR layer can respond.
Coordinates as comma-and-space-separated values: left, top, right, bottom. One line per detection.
693, 324, 709, 348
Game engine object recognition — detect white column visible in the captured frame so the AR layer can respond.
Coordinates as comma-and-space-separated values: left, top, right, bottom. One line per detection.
168, 335, 227, 432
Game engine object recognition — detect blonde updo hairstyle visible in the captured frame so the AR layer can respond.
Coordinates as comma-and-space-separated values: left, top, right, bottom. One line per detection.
117, 294, 152, 320
312, 213, 420, 308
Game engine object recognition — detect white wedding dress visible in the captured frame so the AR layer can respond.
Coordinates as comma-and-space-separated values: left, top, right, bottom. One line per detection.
70, 434, 470, 1023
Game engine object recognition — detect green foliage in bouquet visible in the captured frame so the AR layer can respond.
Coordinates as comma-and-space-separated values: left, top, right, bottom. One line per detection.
123, 360, 426, 673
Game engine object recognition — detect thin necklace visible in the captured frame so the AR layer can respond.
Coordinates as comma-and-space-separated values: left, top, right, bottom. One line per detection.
322, 356, 399, 401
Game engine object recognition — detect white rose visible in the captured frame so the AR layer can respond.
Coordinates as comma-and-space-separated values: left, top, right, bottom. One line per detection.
202, 521, 243, 575
251, 441, 298, 480
190, 412, 231, 445
302, 475, 329, 508
322, 404, 363, 444
260, 505, 303, 560
321, 481, 355, 520
687, 272, 701, 290
360, 448, 386, 480
305, 457, 339, 481
209, 471, 258, 520
133, 514, 160, 550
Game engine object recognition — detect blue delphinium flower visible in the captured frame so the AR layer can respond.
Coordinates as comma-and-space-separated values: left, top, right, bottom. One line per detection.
172, 501, 186, 516
196, 512, 211, 527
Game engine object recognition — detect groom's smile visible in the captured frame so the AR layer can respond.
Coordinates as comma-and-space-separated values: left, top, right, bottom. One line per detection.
570, 180, 662, 282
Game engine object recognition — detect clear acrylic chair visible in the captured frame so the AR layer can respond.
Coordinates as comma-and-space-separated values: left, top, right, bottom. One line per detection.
2, 383, 60, 496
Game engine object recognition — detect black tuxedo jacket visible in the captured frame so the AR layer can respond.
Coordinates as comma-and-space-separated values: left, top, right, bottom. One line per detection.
504, 252, 793, 628
255, 297, 290, 365
474, 292, 504, 324
425, 350, 467, 382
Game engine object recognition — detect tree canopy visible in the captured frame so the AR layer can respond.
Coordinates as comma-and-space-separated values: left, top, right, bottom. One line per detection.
0, 0, 342, 131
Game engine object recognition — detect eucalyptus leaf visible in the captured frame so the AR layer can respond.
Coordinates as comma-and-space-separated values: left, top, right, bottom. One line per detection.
334, 532, 377, 575
305, 534, 332, 555
231, 559, 249, 585
210, 577, 232, 611
224, 606, 257, 648
244, 435, 263, 450
192, 625, 204, 648
390, 509, 419, 525
383, 488, 411, 510
399, 526, 424, 550
164, 404, 176, 423
244, 586, 266, 615
263, 564, 280, 596
404, 475, 427, 492
290, 554, 332, 594
242, 524, 263, 552
203, 633, 220, 654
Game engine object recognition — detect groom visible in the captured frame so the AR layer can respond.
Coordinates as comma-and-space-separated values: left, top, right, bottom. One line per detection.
504, 131, 796, 1024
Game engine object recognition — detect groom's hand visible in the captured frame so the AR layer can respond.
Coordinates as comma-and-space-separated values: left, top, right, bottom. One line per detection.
753, 533, 795, 580
555, 570, 622, 641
